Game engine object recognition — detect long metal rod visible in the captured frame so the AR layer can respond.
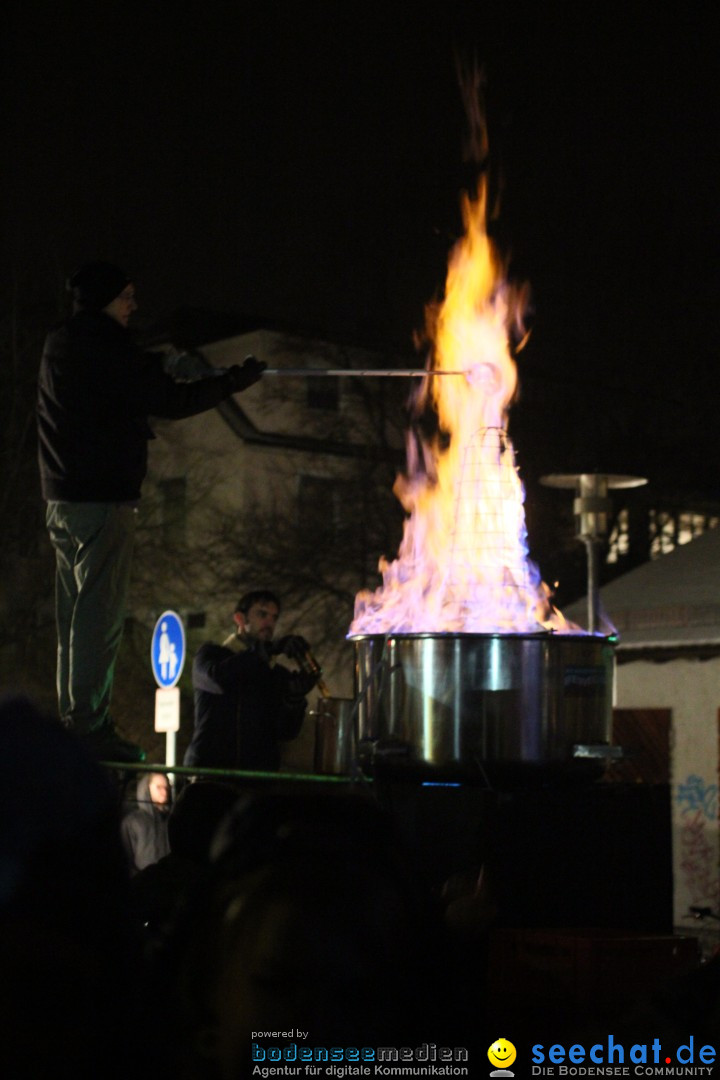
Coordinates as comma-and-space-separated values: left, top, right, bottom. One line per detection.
262, 368, 468, 378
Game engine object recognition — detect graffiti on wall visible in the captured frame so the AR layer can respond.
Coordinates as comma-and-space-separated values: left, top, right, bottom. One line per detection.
676, 774, 719, 909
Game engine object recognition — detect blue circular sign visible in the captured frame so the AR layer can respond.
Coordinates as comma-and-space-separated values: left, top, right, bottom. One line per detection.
151, 610, 186, 688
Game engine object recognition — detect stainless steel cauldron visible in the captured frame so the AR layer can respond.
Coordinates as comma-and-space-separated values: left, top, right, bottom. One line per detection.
312, 697, 356, 775
350, 632, 615, 772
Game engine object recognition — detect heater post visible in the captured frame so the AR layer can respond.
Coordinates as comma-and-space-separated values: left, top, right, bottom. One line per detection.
583, 536, 603, 634
574, 475, 613, 635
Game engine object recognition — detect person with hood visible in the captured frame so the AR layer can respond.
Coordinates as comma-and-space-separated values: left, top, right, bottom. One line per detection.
127, 779, 241, 942
37, 260, 266, 763
121, 771, 172, 876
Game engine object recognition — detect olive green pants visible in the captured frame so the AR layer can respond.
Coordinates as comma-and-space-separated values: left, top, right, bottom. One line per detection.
46, 501, 136, 733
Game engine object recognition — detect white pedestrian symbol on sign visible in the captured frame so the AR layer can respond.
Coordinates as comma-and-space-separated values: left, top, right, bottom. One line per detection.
158, 621, 180, 683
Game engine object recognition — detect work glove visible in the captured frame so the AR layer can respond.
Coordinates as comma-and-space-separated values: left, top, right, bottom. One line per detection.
227, 354, 267, 392
271, 634, 310, 661
285, 669, 320, 701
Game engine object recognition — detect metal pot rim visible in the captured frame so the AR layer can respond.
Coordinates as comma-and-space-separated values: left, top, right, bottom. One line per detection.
348, 630, 615, 643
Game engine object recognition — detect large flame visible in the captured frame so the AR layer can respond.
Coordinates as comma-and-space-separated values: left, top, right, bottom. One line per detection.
350, 178, 567, 635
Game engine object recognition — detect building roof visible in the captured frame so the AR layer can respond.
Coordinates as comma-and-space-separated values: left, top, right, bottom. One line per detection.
563, 526, 720, 655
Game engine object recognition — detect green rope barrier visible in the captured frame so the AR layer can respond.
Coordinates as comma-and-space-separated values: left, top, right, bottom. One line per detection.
100, 760, 371, 784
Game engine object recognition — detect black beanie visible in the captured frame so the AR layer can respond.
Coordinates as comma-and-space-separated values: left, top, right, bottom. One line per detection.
67, 261, 131, 310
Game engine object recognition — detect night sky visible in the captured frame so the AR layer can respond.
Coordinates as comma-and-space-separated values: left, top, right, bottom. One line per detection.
5, 2, 720, 489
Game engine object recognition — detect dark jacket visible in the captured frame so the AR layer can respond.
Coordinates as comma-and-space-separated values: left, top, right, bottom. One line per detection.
37, 309, 243, 502
120, 773, 171, 875
184, 636, 307, 772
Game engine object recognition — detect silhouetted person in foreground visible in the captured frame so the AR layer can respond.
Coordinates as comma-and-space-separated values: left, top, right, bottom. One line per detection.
0, 694, 162, 1078
157, 788, 462, 1079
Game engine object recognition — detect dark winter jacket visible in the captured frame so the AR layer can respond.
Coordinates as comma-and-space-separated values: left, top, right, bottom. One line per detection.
120, 773, 171, 875
37, 309, 245, 502
184, 635, 307, 772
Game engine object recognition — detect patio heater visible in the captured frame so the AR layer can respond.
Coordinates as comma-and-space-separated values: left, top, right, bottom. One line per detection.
540, 472, 648, 633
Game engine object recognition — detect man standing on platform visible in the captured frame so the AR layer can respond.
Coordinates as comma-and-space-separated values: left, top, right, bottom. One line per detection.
37, 260, 266, 762
184, 590, 318, 773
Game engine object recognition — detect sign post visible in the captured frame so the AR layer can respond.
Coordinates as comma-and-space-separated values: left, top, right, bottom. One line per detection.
150, 610, 186, 780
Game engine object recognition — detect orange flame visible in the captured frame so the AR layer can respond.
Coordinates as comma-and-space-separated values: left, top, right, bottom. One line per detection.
350, 177, 570, 635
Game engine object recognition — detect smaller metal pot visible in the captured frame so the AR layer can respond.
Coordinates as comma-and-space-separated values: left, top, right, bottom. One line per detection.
312, 697, 356, 775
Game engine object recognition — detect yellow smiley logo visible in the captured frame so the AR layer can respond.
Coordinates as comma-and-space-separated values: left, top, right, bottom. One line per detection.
488, 1039, 517, 1069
